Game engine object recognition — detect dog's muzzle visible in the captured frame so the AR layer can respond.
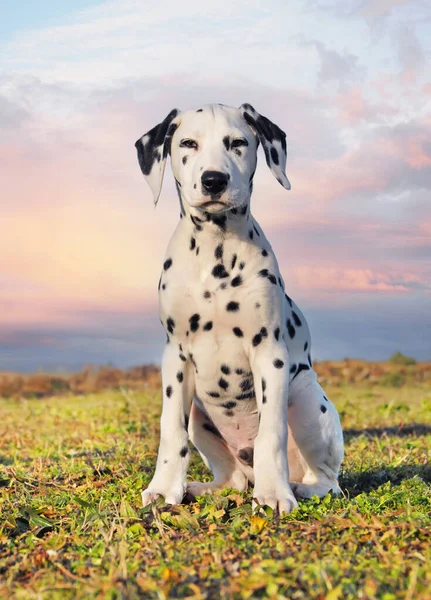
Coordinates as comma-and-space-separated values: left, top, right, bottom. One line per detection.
201, 170, 230, 196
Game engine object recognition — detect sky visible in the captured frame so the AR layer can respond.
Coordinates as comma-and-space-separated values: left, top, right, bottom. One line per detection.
0, 0, 430, 372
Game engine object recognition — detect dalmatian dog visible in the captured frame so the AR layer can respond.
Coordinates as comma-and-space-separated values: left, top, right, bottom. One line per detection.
135, 103, 344, 514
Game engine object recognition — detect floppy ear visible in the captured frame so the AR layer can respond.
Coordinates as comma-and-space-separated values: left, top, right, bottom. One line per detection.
240, 103, 291, 190
135, 108, 181, 205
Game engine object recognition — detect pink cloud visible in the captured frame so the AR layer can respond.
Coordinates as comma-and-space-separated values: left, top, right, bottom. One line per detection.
293, 266, 425, 293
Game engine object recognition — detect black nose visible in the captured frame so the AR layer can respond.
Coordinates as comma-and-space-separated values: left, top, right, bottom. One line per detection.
201, 170, 229, 195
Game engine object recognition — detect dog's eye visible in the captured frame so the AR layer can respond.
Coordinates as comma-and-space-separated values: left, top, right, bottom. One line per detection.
180, 139, 198, 149
231, 139, 248, 148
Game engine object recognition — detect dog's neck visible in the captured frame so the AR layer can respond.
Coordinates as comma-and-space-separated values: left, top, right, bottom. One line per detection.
176, 187, 253, 240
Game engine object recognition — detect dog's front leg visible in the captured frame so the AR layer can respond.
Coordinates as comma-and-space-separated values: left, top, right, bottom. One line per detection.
141, 343, 193, 507
251, 344, 298, 515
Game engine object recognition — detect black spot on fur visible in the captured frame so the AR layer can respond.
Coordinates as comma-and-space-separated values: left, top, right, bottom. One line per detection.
285, 293, 293, 307
289, 363, 297, 374
308, 353, 313, 367
320, 405, 327, 413
223, 136, 230, 151
274, 327, 280, 341
258, 268, 269, 278
262, 394, 267, 404
184, 414, 189, 431
240, 205, 247, 215
249, 230, 254, 240
190, 215, 202, 231
268, 273, 277, 285
231, 254, 237, 269
190, 237, 196, 251
236, 391, 254, 400
215, 244, 223, 260
231, 275, 243, 287
218, 377, 229, 390
177, 371, 184, 383
166, 385, 173, 397
239, 261, 245, 270
240, 378, 254, 392
252, 327, 268, 347
221, 364, 230, 375
212, 264, 229, 278
208, 214, 227, 231
167, 317, 175, 334
262, 249, 268, 257
286, 319, 296, 339
179, 353, 186, 362
189, 313, 200, 332
291, 363, 310, 381
221, 402, 236, 412
304, 341, 308, 352
196, 108, 203, 112
323, 395, 329, 402
253, 225, 260, 237
226, 301, 240, 312
273, 359, 284, 369
204, 290, 211, 299
163, 258, 172, 270
270, 147, 279, 165
292, 311, 302, 327
182, 156, 187, 165
262, 378, 266, 392
207, 391, 220, 398
235, 368, 243, 375
180, 446, 188, 457
233, 327, 244, 337
203, 321, 213, 331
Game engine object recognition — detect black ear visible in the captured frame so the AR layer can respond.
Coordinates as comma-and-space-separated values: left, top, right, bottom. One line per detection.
240, 104, 291, 190
135, 109, 181, 205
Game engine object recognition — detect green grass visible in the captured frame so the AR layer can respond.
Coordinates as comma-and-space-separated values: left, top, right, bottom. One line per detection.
1, 383, 431, 599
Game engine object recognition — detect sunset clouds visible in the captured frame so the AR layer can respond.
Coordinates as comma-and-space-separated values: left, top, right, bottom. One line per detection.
1, 0, 430, 370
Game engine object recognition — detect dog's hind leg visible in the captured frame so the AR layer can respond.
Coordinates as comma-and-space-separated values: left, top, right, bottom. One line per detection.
187, 402, 251, 496
287, 371, 344, 499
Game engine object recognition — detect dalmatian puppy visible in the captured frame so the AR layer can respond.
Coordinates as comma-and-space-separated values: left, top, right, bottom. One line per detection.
135, 103, 344, 514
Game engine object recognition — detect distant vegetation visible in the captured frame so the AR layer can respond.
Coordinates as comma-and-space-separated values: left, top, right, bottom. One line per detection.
0, 357, 429, 399
389, 351, 417, 366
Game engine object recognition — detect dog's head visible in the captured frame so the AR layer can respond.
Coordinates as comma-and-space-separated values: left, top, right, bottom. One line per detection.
135, 103, 291, 213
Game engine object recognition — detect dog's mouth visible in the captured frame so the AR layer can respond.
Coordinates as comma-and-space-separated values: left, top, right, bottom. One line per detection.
199, 199, 227, 209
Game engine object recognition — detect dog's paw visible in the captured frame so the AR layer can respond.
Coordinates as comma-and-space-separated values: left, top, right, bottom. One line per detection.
252, 486, 298, 515
291, 481, 340, 499
187, 481, 218, 497
141, 487, 184, 507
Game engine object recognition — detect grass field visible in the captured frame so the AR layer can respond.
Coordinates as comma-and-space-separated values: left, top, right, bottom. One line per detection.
1, 379, 431, 599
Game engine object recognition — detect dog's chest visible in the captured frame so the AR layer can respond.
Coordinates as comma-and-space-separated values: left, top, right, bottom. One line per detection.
158, 231, 271, 447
